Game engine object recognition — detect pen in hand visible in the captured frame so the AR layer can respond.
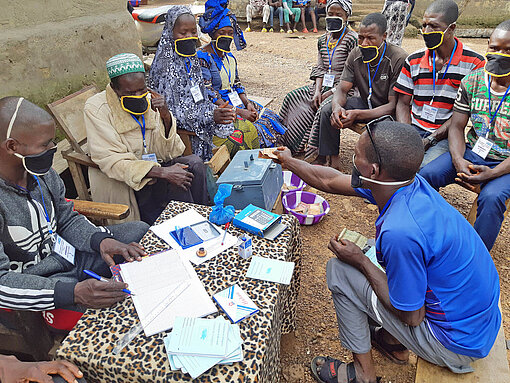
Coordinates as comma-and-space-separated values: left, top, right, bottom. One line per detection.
83, 269, 135, 296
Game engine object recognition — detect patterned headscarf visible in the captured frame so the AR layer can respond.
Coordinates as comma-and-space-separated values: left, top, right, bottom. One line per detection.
326, 0, 352, 16
199, 0, 246, 50
148, 6, 232, 160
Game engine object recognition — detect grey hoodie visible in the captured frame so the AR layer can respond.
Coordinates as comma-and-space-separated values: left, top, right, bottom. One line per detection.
0, 169, 112, 310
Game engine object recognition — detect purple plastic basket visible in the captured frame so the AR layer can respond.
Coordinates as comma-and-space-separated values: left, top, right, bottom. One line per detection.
282, 171, 306, 196
282, 190, 330, 225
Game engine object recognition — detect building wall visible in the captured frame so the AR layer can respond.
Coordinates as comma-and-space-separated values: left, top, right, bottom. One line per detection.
0, 0, 142, 107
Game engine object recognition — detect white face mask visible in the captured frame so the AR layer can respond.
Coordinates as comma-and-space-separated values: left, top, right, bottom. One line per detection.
351, 154, 414, 188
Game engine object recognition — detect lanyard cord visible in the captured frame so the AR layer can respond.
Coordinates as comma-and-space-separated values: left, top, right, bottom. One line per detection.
326, 27, 347, 72
367, 42, 387, 98
33, 175, 54, 236
431, 39, 457, 104
184, 58, 194, 82
130, 114, 147, 154
488, 75, 510, 128
212, 46, 233, 89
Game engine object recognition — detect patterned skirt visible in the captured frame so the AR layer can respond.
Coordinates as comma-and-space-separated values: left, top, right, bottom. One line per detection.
252, 102, 287, 148
279, 83, 333, 156
382, 1, 410, 47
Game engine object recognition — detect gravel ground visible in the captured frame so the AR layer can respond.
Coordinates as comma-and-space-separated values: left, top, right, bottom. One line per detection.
232, 31, 509, 383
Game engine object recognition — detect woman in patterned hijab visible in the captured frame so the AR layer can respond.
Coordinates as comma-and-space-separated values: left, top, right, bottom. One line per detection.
148, 6, 235, 161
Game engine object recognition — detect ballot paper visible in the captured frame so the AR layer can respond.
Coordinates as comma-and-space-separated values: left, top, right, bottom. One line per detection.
119, 250, 217, 336
364, 246, 385, 272
164, 317, 243, 379
150, 209, 238, 265
246, 256, 295, 285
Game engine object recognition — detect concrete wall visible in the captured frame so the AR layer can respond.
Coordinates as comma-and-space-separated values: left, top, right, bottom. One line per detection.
0, 0, 142, 107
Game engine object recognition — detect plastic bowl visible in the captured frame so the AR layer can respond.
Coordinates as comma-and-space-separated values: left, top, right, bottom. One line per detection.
282, 190, 330, 225
282, 171, 307, 196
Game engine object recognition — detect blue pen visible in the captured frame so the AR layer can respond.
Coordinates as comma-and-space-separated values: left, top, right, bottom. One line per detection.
83, 269, 135, 296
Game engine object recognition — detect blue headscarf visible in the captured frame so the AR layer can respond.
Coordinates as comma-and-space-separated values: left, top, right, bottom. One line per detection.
199, 0, 246, 50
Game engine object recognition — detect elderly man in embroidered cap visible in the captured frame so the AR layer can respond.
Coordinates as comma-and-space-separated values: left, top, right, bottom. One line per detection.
84, 53, 209, 225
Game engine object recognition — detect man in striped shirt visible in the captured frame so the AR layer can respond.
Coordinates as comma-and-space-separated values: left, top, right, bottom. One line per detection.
394, 0, 484, 167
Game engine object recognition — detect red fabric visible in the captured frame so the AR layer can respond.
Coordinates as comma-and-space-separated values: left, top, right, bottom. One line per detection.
42, 309, 83, 331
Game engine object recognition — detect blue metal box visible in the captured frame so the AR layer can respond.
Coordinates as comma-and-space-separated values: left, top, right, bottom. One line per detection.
216, 149, 283, 211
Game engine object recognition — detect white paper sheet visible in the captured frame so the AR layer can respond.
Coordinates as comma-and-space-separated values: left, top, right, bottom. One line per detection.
246, 256, 295, 285
150, 209, 238, 265
119, 250, 217, 336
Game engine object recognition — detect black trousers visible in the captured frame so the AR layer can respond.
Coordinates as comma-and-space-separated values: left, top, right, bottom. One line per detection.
134, 155, 209, 225
318, 97, 369, 156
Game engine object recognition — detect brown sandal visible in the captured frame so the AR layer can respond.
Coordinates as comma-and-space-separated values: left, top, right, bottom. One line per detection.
370, 326, 409, 365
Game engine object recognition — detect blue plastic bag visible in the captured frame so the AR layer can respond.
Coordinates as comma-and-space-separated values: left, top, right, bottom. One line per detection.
209, 184, 235, 225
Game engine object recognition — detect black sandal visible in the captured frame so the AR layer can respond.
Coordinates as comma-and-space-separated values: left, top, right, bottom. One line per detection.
370, 326, 408, 365
310, 356, 358, 383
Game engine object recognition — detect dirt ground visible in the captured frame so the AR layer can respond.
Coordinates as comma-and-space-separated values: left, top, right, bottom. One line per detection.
232, 32, 509, 382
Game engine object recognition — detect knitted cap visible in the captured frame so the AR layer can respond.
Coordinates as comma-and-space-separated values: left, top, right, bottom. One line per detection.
106, 53, 145, 79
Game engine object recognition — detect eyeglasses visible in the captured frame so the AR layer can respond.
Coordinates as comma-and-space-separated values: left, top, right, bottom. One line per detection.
363, 115, 394, 165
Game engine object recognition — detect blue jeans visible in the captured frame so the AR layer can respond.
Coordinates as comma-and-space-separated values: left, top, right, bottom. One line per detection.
412, 125, 449, 168
419, 147, 510, 251
270, 6, 284, 27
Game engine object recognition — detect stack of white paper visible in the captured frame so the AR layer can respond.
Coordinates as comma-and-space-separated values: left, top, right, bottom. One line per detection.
164, 317, 244, 379
119, 250, 217, 336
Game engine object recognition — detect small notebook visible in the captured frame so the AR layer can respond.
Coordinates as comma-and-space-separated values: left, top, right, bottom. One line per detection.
213, 284, 259, 323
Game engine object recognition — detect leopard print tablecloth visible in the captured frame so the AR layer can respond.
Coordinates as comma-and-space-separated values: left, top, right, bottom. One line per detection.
56, 201, 302, 382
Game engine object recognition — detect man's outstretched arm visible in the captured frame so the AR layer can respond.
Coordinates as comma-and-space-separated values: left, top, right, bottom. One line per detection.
275, 147, 358, 196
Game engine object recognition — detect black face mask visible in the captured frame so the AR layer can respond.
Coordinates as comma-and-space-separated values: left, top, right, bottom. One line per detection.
215, 35, 233, 53
326, 17, 345, 33
120, 92, 150, 115
350, 162, 364, 189
359, 42, 385, 64
15, 147, 57, 176
484, 53, 510, 77
422, 32, 443, 50
421, 23, 454, 50
174, 37, 198, 57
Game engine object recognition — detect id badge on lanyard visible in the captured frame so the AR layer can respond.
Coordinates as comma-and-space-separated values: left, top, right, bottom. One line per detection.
422, 103, 439, 122
190, 84, 204, 103
53, 235, 76, 265
228, 91, 244, 108
323, 72, 335, 88
472, 136, 493, 159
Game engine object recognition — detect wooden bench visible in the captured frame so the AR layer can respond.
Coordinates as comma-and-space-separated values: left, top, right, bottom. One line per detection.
415, 322, 510, 382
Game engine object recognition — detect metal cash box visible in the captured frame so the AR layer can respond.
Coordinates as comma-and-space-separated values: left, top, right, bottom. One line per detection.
216, 149, 283, 211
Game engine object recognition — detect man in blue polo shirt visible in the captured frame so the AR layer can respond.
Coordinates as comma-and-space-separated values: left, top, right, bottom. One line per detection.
275, 120, 500, 383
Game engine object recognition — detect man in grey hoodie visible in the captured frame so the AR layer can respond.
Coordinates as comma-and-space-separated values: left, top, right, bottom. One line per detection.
0, 96, 149, 314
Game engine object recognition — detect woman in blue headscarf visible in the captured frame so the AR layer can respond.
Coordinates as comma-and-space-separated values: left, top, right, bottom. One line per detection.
148, 6, 236, 161
197, 0, 287, 151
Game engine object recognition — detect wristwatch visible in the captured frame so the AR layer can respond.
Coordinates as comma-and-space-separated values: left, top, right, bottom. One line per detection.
426, 136, 438, 146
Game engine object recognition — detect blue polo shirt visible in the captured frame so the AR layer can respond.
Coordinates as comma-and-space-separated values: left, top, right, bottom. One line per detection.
355, 174, 501, 358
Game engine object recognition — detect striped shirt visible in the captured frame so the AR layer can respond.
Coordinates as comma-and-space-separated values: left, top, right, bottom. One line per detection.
394, 38, 484, 131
